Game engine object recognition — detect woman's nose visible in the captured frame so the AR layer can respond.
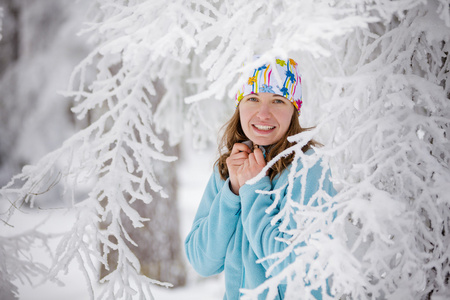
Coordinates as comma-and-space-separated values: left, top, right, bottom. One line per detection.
256, 103, 271, 119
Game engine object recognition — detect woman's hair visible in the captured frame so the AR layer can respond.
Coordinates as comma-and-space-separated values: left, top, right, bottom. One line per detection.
215, 107, 320, 181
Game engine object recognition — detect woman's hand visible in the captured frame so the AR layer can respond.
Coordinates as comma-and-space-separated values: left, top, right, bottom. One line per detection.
237, 147, 266, 188
226, 143, 252, 195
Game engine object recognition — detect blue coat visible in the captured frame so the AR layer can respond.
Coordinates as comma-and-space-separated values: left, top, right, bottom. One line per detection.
185, 151, 336, 299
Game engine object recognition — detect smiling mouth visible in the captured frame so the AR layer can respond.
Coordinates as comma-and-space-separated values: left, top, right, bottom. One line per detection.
253, 124, 275, 131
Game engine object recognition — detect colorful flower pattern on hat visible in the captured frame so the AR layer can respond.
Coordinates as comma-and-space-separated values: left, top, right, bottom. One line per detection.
235, 57, 303, 115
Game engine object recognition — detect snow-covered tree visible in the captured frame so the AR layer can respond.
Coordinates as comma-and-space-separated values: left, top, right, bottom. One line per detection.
1, 0, 449, 299
268, 1, 450, 299
1, 0, 187, 299
321, 2, 450, 299
0, 1, 90, 299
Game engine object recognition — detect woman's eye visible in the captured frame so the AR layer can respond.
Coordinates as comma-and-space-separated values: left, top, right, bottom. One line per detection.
248, 97, 258, 102
274, 99, 285, 104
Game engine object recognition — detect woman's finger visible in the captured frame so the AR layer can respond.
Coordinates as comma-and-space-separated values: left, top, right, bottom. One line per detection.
231, 143, 252, 155
227, 154, 248, 167
253, 148, 266, 166
247, 153, 256, 166
230, 151, 249, 160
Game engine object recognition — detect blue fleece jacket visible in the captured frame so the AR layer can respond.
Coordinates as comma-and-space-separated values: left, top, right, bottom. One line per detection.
185, 151, 336, 299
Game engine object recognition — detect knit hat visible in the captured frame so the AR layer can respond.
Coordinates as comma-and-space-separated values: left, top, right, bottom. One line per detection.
235, 57, 303, 114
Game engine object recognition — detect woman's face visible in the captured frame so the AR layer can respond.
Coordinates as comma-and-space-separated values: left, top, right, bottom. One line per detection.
239, 93, 294, 146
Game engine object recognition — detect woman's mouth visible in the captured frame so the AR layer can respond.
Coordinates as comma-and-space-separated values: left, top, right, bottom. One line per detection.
253, 124, 275, 131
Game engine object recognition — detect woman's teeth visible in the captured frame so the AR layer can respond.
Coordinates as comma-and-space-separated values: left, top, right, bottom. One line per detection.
254, 125, 275, 130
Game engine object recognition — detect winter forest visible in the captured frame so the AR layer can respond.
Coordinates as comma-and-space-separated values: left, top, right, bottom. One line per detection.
1, 0, 449, 299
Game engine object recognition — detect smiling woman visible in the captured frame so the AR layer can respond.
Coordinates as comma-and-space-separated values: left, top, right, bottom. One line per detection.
239, 93, 294, 147
184, 56, 336, 300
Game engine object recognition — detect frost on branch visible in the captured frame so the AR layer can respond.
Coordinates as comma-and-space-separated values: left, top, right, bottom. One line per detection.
1, 0, 196, 299
1, 0, 450, 299
241, 1, 450, 299
0, 229, 50, 300
242, 137, 340, 300
294, 2, 450, 299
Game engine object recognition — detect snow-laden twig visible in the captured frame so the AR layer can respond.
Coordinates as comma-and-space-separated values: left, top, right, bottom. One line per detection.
1, 0, 449, 299
0, 222, 54, 300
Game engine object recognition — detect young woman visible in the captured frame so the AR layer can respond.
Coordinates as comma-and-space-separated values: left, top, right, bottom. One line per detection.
185, 57, 336, 299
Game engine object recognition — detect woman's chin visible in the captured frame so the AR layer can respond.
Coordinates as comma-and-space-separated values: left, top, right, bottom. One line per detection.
248, 136, 277, 146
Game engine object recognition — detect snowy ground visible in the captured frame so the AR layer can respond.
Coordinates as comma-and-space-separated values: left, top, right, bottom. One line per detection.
9, 135, 225, 300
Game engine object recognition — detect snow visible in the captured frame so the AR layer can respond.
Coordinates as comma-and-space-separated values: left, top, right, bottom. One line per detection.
1, 0, 450, 299
11, 132, 224, 300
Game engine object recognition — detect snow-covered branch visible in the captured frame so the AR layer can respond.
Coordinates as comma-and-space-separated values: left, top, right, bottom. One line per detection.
308, 2, 450, 299
0, 226, 51, 300
1, 0, 449, 299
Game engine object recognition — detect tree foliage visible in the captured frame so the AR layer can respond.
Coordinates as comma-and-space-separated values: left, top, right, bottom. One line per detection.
1, 0, 449, 299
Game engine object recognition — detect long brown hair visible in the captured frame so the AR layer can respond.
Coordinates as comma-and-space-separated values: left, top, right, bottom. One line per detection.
215, 108, 320, 181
